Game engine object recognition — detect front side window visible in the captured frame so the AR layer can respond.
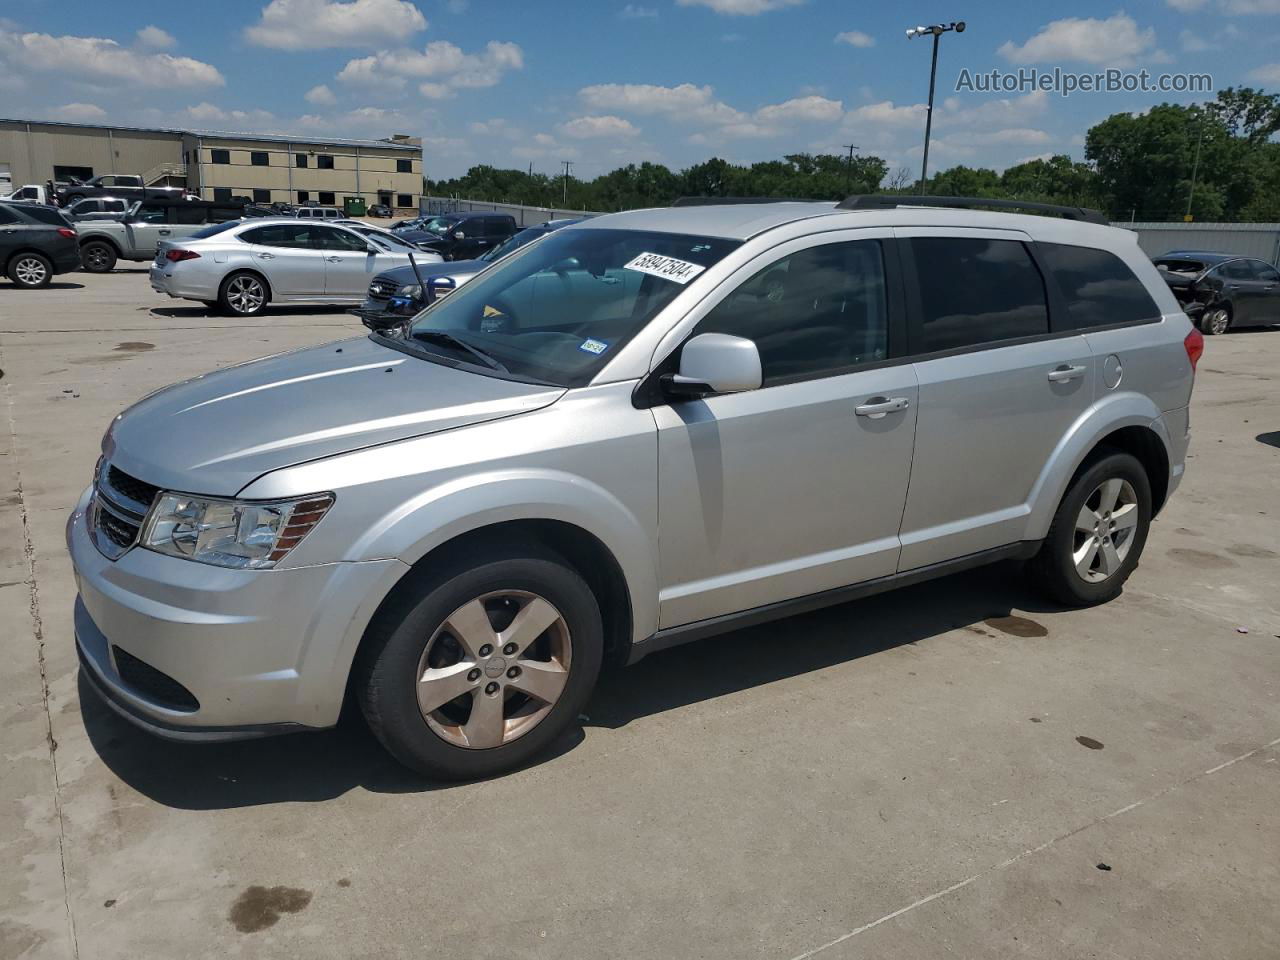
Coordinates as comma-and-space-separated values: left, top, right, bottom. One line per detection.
695, 239, 888, 385
1038, 242, 1160, 329
1254, 261, 1280, 283
909, 237, 1048, 353
134, 205, 167, 223
311, 225, 369, 251
406, 228, 740, 386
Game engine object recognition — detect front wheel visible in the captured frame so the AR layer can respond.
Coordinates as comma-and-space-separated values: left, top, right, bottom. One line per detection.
218, 271, 268, 316
1027, 450, 1152, 607
356, 543, 603, 780
1199, 306, 1231, 335
7, 252, 53, 288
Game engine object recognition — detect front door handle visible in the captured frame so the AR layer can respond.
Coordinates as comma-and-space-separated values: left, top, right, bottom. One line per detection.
159, 229, 171, 235
854, 396, 910, 418
1047, 364, 1087, 383
326, 256, 344, 262
257, 252, 275, 259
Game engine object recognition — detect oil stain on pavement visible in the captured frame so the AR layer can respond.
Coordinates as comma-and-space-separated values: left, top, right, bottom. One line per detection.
228, 885, 313, 933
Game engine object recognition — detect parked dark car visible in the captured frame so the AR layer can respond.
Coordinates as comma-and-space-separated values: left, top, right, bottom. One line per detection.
0, 200, 80, 288
56, 175, 187, 206
1154, 250, 1280, 335
368, 204, 393, 218
397, 213, 518, 260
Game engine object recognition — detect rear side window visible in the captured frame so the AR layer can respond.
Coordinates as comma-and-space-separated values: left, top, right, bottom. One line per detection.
241, 224, 315, 248
17, 205, 72, 226
1219, 260, 1253, 280
1254, 262, 1280, 282
909, 238, 1048, 353
1038, 242, 1160, 329
0, 205, 19, 225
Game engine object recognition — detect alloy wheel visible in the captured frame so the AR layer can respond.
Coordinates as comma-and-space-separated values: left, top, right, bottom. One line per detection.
1206, 308, 1230, 335
415, 590, 572, 749
13, 257, 48, 286
84, 245, 112, 271
1072, 477, 1139, 582
226, 275, 265, 314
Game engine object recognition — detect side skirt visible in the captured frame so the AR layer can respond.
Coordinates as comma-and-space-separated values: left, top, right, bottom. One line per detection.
627, 541, 1041, 664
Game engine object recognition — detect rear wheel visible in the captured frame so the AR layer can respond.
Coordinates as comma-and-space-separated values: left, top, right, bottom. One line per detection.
7, 252, 53, 288
356, 543, 603, 780
1028, 450, 1152, 607
81, 240, 117, 274
218, 271, 268, 316
1200, 306, 1231, 335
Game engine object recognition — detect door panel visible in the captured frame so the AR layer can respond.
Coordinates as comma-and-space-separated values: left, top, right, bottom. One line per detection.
656, 369, 918, 628
899, 337, 1094, 569
250, 244, 327, 297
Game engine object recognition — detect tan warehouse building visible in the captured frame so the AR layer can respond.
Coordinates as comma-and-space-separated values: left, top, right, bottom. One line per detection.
0, 118, 424, 213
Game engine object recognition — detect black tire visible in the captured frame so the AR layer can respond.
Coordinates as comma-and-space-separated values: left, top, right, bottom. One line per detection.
80, 240, 118, 274
1028, 450, 1152, 607
1199, 305, 1231, 336
218, 271, 269, 317
7, 252, 54, 288
356, 541, 603, 780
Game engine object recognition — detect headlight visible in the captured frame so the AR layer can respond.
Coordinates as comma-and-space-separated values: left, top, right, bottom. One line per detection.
395, 284, 423, 299
141, 493, 333, 569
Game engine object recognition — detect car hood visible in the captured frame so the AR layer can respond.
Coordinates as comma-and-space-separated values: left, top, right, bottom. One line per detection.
104, 336, 565, 496
374, 259, 487, 290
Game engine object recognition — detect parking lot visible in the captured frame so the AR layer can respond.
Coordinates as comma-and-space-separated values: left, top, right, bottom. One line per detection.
2, 268, 1278, 959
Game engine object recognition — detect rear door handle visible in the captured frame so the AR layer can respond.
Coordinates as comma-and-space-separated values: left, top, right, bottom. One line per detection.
257, 252, 275, 259
854, 396, 910, 418
326, 256, 344, 262
1047, 364, 1087, 383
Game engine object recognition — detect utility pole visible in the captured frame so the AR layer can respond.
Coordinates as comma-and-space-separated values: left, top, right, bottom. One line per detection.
906, 21, 966, 194
561, 160, 574, 207
841, 144, 859, 195
1186, 113, 1204, 221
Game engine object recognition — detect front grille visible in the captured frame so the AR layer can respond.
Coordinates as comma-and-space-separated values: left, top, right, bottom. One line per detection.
111, 645, 200, 712
97, 508, 139, 549
106, 466, 160, 509
367, 276, 396, 301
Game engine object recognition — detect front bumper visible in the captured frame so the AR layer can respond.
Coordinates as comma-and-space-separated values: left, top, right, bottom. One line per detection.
67, 490, 408, 739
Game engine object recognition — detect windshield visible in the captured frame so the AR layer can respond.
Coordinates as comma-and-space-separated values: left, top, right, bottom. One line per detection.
478, 227, 545, 263
423, 216, 461, 235
403, 228, 740, 386
359, 229, 418, 252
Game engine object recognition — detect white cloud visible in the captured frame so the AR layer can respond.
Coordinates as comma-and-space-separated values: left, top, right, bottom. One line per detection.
245, 0, 426, 50
755, 95, 843, 124
304, 83, 337, 105
842, 99, 926, 132
0, 29, 224, 87
998, 13, 1157, 66
54, 102, 107, 122
834, 30, 875, 48
1248, 62, 1280, 83
135, 25, 175, 49
180, 102, 276, 129
558, 115, 640, 138
579, 82, 747, 125
1165, 0, 1207, 9
619, 4, 659, 17
338, 40, 523, 94
676, 0, 804, 14
939, 90, 1049, 128
418, 82, 453, 99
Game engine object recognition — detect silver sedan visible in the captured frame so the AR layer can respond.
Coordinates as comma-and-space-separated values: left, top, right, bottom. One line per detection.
149, 217, 443, 316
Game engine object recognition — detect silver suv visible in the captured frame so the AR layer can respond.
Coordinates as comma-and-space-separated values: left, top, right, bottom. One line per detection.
67, 196, 1201, 779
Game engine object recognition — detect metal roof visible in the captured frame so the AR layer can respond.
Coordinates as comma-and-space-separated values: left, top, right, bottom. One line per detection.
1, 116, 419, 151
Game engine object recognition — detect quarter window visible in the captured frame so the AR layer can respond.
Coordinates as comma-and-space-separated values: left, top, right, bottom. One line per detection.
696, 239, 889, 385
1038, 242, 1160, 329
908, 237, 1048, 353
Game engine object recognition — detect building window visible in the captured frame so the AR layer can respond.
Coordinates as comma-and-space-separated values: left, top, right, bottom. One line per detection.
53, 164, 94, 182
252, 189, 271, 203
317, 155, 335, 170
318, 191, 336, 205
211, 149, 230, 164
396, 158, 412, 173
297, 190, 310, 203
251, 151, 269, 167
397, 194, 413, 208
295, 154, 308, 168
213, 187, 232, 201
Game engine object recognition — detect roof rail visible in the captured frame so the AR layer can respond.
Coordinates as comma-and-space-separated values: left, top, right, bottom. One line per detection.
837, 194, 1109, 225
671, 196, 819, 207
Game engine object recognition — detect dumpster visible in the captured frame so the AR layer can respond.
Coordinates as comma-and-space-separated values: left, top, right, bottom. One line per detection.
343, 196, 367, 216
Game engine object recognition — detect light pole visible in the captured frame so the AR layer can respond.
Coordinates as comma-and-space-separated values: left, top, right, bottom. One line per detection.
906, 20, 965, 194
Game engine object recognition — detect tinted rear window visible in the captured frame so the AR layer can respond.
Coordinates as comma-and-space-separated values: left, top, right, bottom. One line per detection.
19, 205, 72, 227
190, 221, 241, 240
909, 237, 1049, 353
1039, 242, 1160, 329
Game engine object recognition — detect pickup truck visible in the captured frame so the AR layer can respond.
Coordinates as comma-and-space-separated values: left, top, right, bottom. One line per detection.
76, 199, 246, 272
1, 184, 54, 205
56, 175, 188, 206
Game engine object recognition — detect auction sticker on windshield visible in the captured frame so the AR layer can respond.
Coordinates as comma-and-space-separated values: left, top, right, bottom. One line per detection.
624, 252, 706, 284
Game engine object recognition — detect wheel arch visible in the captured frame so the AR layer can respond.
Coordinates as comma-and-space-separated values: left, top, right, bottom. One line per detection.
79, 234, 122, 256
220, 267, 274, 303
5, 248, 54, 273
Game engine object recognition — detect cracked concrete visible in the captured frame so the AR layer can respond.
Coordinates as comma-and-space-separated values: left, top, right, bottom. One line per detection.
1, 270, 1278, 959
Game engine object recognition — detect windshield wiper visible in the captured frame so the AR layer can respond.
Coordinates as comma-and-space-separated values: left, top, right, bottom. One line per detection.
411, 329, 509, 372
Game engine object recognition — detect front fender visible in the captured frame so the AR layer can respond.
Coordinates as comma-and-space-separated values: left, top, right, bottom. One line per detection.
1024, 391, 1172, 540
348, 468, 660, 644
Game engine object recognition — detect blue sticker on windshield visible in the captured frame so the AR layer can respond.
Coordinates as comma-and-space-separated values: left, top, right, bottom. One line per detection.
579, 338, 610, 355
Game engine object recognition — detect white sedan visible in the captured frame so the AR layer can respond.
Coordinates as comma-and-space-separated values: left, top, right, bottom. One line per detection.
150, 217, 443, 316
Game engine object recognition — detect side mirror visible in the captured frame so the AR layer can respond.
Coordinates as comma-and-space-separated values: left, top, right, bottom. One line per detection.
366, 244, 379, 255
453, 230, 465, 240
663, 333, 762, 399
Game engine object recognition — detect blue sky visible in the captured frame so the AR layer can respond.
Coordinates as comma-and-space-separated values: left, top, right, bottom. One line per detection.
2, 0, 1278, 182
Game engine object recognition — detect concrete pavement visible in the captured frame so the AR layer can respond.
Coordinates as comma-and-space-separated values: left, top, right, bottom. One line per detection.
2, 269, 1277, 959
